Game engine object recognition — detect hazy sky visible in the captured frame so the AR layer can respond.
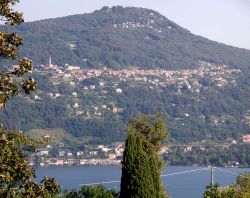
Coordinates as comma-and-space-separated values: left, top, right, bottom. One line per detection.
16, 0, 250, 50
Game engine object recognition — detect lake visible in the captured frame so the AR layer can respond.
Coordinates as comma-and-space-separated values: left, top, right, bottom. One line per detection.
35, 165, 250, 198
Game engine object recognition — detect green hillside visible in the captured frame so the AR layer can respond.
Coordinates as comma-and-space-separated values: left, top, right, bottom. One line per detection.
0, 6, 249, 144
1, 6, 250, 71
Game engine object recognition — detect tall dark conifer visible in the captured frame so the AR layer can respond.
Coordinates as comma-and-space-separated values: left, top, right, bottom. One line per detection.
120, 131, 155, 198
120, 114, 169, 198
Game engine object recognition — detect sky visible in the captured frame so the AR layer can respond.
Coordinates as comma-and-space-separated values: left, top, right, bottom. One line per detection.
16, 0, 250, 50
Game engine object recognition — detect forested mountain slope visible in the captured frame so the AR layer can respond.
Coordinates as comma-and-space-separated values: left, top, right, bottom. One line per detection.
1, 6, 250, 71
0, 6, 249, 144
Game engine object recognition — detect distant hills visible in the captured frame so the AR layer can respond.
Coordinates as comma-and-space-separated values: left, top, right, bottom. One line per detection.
1, 6, 250, 71
0, 6, 249, 145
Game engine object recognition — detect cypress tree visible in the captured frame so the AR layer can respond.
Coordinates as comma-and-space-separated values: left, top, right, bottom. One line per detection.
120, 114, 169, 198
120, 131, 155, 198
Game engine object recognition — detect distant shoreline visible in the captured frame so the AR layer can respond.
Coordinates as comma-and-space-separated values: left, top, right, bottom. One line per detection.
34, 163, 250, 169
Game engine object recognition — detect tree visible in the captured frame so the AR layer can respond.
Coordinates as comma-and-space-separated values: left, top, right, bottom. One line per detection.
120, 114, 169, 198
62, 185, 119, 198
203, 183, 222, 198
120, 130, 155, 198
0, 1, 60, 197
0, 126, 61, 197
235, 173, 249, 197
0, 0, 37, 108
203, 172, 250, 198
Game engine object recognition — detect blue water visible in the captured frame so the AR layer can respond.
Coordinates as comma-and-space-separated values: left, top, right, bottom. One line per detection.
35, 166, 250, 198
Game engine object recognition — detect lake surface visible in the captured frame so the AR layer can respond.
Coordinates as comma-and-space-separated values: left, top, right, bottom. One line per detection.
35, 166, 250, 198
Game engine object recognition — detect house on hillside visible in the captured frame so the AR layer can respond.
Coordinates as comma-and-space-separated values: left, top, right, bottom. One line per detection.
242, 134, 250, 143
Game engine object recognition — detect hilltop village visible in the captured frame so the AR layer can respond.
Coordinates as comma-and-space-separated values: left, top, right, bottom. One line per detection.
36, 60, 240, 90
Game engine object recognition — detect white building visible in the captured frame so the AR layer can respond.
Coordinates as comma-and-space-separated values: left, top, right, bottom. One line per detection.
116, 88, 123, 94
67, 152, 73, 157
90, 85, 96, 90
73, 103, 79, 108
67, 65, 80, 70
89, 151, 98, 155
77, 151, 84, 156
59, 151, 65, 157
39, 150, 49, 156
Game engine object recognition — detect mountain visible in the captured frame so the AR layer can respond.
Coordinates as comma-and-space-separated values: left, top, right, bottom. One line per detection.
2, 6, 250, 71
0, 6, 249, 145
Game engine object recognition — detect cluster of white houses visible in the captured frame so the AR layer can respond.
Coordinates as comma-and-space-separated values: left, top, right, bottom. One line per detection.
30, 142, 124, 167
30, 133, 250, 167
35, 60, 241, 92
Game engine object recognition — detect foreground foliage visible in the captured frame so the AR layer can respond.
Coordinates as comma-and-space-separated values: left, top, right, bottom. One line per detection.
0, 0, 37, 107
204, 172, 250, 198
0, 1, 60, 197
62, 185, 119, 198
120, 114, 169, 198
0, 125, 60, 197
